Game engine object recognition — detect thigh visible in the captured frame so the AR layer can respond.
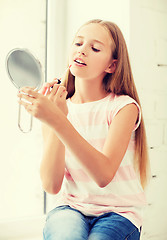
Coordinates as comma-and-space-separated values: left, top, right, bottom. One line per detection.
43, 205, 89, 240
88, 212, 140, 240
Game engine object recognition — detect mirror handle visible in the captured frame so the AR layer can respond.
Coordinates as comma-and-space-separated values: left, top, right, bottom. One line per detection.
18, 99, 33, 133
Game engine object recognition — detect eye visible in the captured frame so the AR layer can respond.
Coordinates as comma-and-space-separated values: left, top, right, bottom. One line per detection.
92, 47, 100, 52
75, 42, 82, 46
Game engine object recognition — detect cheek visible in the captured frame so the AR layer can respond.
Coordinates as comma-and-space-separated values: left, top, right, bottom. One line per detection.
101, 53, 112, 68
91, 54, 110, 71
91, 54, 103, 66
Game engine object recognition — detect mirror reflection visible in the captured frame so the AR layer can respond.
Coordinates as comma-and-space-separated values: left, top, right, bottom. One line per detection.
6, 48, 43, 90
6, 48, 43, 133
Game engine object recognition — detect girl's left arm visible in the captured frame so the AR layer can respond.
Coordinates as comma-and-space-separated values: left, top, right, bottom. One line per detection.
18, 88, 138, 188
47, 102, 138, 188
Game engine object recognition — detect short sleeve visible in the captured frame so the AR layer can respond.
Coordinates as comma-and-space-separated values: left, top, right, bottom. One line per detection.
108, 95, 141, 131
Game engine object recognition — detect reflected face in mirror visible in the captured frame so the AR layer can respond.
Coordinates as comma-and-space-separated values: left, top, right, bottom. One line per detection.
6, 48, 43, 90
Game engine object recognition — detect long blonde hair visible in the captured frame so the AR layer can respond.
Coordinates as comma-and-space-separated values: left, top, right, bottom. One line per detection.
63, 19, 150, 188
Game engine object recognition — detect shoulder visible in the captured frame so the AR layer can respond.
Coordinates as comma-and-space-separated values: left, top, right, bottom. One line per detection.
115, 94, 140, 112
107, 94, 141, 131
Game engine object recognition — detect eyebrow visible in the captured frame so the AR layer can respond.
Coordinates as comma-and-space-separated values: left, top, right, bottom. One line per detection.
75, 36, 105, 45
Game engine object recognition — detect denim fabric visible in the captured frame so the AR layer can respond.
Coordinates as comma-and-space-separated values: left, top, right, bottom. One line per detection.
43, 205, 141, 240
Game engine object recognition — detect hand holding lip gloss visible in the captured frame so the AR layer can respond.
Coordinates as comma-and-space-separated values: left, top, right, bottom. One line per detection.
40, 64, 72, 95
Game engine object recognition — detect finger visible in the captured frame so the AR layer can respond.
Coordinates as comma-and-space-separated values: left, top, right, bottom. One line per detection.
19, 87, 40, 98
59, 89, 68, 101
18, 99, 33, 113
62, 90, 68, 100
47, 79, 60, 89
40, 83, 51, 96
17, 92, 36, 104
40, 87, 47, 95
40, 83, 49, 95
44, 87, 49, 96
42, 80, 60, 96
49, 83, 60, 97
56, 86, 67, 98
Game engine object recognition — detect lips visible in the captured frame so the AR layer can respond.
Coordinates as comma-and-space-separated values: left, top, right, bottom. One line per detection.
74, 58, 87, 66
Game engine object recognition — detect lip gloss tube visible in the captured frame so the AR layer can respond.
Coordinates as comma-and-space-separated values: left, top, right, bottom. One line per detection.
51, 64, 72, 88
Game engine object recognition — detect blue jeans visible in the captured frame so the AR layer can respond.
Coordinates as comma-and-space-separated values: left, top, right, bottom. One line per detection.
43, 205, 141, 240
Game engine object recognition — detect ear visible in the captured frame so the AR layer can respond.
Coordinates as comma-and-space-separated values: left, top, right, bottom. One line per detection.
105, 59, 117, 74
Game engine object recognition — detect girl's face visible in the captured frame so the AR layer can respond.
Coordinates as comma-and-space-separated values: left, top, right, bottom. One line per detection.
69, 23, 113, 81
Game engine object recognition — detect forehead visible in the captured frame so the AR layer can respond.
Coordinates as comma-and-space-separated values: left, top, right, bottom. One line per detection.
76, 23, 112, 45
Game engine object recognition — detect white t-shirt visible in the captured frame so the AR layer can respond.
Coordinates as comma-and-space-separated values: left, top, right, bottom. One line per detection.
54, 93, 147, 229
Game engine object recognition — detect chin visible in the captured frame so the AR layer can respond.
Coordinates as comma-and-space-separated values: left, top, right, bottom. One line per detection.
70, 69, 88, 79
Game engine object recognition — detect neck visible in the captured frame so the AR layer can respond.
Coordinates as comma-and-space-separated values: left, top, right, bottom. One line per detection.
71, 76, 108, 104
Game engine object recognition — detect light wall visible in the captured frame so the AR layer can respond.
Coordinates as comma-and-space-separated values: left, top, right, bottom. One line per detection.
130, 0, 167, 239
0, 0, 45, 239
65, 0, 130, 50
46, 0, 130, 82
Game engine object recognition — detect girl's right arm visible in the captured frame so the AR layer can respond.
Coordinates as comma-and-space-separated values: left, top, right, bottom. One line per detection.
39, 82, 67, 194
40, 124, 65, 194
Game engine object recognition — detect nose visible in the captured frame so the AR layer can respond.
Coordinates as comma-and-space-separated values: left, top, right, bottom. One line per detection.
78, 45, 87, 56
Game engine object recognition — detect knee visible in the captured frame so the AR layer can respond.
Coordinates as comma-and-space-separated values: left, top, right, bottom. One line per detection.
43, 206, 89, 240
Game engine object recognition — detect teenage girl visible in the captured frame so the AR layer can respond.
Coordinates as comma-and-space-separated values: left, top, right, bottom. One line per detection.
18, 19, 150, 240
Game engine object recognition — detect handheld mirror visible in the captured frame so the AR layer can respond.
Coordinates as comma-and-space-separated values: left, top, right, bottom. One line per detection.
6, 48, 43, 133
